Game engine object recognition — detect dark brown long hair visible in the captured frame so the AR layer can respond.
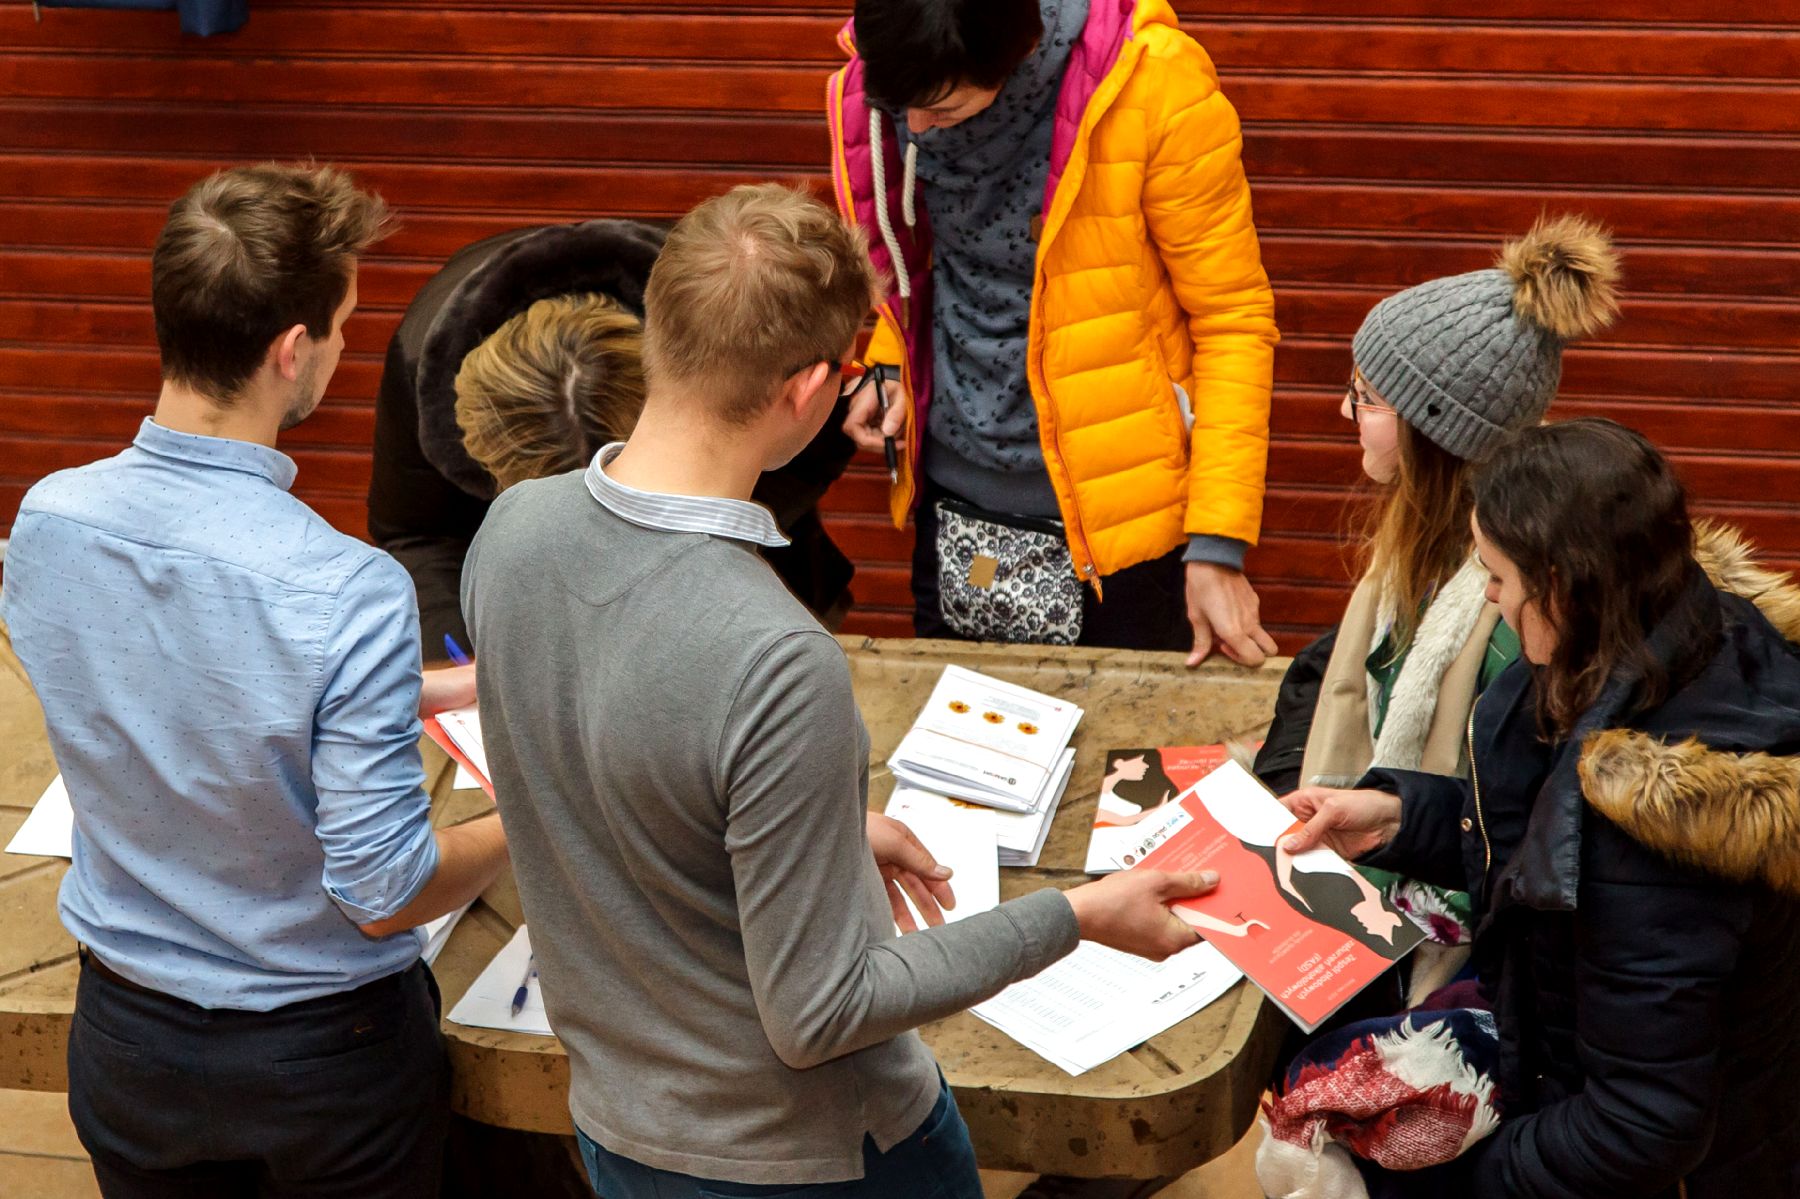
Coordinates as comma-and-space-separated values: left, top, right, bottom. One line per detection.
1358, 419, 1479, 654
1472, 419, 1710, 738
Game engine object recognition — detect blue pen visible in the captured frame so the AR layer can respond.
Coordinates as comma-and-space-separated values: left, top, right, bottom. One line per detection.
443, 634, 472, 666
510, 954, 537, 1018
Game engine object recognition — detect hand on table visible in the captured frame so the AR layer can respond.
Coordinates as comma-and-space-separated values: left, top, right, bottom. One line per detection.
1184, 562, 1278, 668
867, 811, 956, 932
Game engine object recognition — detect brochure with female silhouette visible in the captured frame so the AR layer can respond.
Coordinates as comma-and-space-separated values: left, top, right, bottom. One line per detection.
1111, 761, 1423, 1031
1085, 744, 1243, 873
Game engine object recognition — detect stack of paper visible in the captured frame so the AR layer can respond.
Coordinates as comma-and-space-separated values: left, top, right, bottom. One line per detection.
971, 939, 1243, 1075
425, 706, 492, 796
886, 750, 1070, 870
889, 667, 1082, 815
447, 924, 552, 1037
5, 775, 73, 859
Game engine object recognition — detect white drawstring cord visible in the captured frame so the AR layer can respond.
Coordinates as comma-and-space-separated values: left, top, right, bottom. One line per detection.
901, 141, 918, 230
869, 109, 912, 302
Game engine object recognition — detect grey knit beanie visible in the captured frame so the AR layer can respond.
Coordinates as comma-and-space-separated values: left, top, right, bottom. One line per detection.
1351, 214, 1622, 462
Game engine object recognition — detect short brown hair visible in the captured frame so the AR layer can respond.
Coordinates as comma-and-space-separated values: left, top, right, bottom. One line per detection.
454, 294, 647, 492
152, 163, 391, 401
642, 184, 877, 424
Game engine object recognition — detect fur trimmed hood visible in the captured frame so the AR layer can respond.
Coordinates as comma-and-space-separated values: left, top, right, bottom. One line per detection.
1691, 518, 1800, 643
1581, 731, 1800, 899
414, 219, 667, 498
1576, 520, 1800, 899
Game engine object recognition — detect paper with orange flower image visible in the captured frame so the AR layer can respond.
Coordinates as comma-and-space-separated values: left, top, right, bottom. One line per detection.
889, 666, 1082, 814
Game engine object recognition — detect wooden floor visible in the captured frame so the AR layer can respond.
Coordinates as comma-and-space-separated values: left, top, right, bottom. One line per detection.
0, 1087, 1265, 1198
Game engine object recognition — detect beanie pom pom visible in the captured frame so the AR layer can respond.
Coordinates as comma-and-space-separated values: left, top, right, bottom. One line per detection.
1498, 213, 1621, 341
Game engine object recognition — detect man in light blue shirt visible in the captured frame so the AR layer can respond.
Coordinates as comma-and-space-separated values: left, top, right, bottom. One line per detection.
1, 163, 508, 1199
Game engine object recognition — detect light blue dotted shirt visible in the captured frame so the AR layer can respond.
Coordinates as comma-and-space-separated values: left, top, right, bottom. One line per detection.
1, 418, 439, 1011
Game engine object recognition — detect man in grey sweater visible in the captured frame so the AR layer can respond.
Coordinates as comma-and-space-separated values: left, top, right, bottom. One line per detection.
462, 184, 1219, 1198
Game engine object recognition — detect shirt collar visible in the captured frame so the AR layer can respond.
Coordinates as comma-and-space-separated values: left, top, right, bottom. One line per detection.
133, 418, 299, 491
583, 442, 789, 548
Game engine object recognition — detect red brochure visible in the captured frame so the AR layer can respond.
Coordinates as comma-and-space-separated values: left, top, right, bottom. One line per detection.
1114, 761, 1422, 1031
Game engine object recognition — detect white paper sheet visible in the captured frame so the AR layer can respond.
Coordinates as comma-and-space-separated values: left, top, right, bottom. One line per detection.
999, 748, 1074, 867
451, 763, 481, 792
971, 939, 1243, 1075
883, 790, 1000, 928
447, 924, 552, 1037
5, 775, 73, 858
419, 902, 471, 966
434, 706, 490, 785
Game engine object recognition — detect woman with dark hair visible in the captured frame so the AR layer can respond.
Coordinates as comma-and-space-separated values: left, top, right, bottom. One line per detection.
1267, 419, 1800, 1199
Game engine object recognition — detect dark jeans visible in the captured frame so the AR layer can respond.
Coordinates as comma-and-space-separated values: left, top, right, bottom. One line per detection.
575, 1079, 982, 1199
910, 475, 1190, 652
68, 955, 451, 1199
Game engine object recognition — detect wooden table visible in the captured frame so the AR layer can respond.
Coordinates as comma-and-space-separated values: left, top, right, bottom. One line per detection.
0, 630, 1288, 1180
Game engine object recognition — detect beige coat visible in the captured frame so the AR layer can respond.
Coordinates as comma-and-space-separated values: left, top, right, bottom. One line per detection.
1300, 572, 1503, 789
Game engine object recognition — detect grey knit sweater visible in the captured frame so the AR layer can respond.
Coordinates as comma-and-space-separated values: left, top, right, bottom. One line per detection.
462, 471, 1081, 1184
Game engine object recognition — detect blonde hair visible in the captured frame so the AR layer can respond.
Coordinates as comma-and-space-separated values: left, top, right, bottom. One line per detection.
643, 183, 879, 424
1357, 421, 1479, 653
454, 294, 646, 492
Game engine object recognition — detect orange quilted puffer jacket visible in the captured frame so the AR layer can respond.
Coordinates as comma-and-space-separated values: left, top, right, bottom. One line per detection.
828, 0, 1279, 584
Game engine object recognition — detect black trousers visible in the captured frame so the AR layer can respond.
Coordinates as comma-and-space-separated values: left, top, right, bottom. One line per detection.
910, 475, 1190, 652
68, 956, 451, 1199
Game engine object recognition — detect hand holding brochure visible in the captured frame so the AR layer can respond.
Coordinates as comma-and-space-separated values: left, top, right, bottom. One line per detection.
1114, 761, 1423, 1031
889, 666, 1081, 813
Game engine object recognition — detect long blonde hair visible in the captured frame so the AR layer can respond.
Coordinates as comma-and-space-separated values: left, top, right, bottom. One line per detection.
1358, 420, 1479, 653
454, 294, 646, 492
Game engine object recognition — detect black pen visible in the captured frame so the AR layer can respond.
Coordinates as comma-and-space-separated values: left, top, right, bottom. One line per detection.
877, 370, 899, 483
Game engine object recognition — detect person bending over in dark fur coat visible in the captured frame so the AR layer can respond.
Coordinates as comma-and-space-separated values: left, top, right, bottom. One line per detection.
367, 220, 858, 655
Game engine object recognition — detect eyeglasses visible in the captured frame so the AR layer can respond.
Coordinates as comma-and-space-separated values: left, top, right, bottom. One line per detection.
837, 362, 901, 405
786, 360, 899, 404
1346, 370, 1395, 423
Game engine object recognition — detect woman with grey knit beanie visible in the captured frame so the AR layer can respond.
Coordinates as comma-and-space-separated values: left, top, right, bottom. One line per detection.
1247, 214, 1621, 1004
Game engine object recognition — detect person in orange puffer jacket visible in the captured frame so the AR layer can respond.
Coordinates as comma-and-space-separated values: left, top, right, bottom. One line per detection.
829, 0, 1280, 665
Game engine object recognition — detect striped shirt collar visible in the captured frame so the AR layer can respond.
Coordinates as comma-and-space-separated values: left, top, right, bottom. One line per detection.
583, 442, 790, 548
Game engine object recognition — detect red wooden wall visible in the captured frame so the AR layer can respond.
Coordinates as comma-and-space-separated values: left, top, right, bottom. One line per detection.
3, 2, 1797, 647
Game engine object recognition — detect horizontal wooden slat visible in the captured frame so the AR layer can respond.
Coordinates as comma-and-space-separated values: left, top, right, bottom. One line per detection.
1200, 23, 1800, 80
0, 56, 829, 116
0, 101, 828, 169
2, 10, 846, 61
10, 170, 1793, 248
14, 228, 1799, 313
6, 51, 1800, 133
0, 154, 794, 219
0, 390, 374, 447
1185, 0, 1800, 23
1242, 127, 1800, 193
12, 12, 1800, 82
7, 107, 1797, 199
